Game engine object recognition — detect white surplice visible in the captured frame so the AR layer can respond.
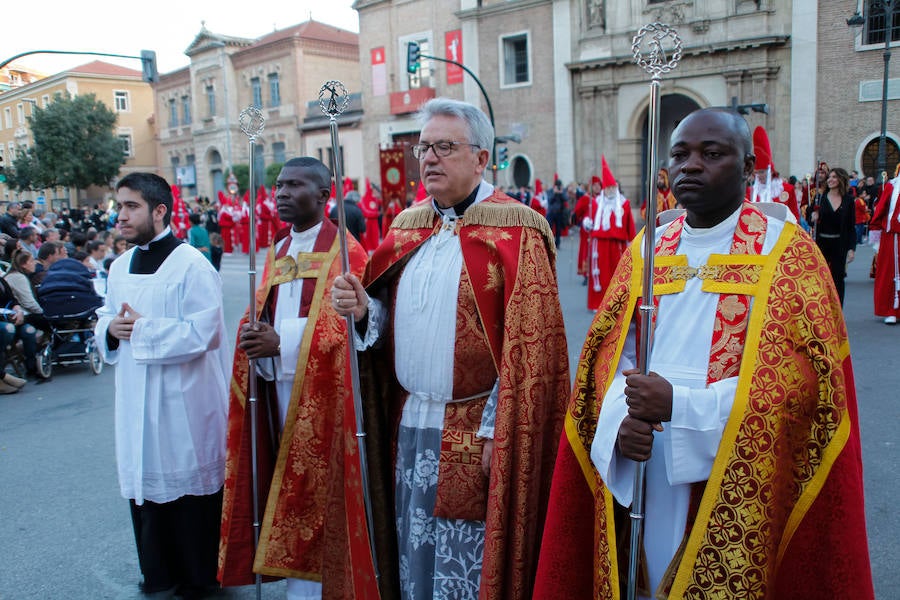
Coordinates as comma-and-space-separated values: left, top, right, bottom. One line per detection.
590, 208, 785, 595
96, 242, 230, 506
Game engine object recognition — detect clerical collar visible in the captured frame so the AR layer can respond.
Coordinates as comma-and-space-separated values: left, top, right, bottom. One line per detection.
137, 227, 173, 251
129, 227, 183, 275
682, 206, 742, 240
288, 221, 323, 246
433, 184, 481, 218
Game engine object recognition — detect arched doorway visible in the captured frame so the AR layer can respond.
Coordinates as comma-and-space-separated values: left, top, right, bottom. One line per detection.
861, 136, 900, 180
511, 155, 532, 189
639, 94, 701, 202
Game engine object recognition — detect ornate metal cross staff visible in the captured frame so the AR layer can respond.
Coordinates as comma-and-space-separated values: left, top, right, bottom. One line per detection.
238, 105, 265, 600
319, 80, 380, 583
629, 23, 682, 600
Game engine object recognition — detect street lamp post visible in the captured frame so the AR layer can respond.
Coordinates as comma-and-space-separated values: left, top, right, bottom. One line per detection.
849, 0, 898, 182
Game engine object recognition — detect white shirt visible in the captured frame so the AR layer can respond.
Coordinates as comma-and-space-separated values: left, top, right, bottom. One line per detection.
590, 208, 785, 594
359, 181, 499, 434
258, 222, 322, 427
96, 242, 230, 505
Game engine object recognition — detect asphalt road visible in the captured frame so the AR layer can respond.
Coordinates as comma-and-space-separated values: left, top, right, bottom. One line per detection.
0, 228, 896, 599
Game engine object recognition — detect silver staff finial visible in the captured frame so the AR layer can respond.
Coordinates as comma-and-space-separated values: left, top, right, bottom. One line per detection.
239, 106, 265, 142
632, 23, 683, 81
319, 80, 350, 119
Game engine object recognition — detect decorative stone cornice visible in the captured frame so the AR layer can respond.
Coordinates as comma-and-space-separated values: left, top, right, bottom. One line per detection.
456, 0, 550, 21
578, 83, 619, 98
569, 35, 789, 74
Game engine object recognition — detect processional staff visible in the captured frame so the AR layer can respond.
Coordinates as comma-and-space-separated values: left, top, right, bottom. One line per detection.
238, 105, 266, 600
319, 80, 381, 584
628, 23, 682, 600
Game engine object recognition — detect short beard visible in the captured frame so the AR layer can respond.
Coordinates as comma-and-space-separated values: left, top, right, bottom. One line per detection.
127, 220, 158, 246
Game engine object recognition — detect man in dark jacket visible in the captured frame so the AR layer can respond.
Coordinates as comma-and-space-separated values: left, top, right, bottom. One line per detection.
0, 202, 21, 240
329, 189, 366, 242
31, 241, 68, 288
37, 257, 103, 317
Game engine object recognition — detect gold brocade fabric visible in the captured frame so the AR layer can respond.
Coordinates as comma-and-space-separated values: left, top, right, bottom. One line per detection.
477, 225, 570, 600
568, 216, 856, 598
671, 228, 849, 598
433, 267, 496, 522
219, 225, 371, 596
452, 267, 498, 398
364, 192, 571, 600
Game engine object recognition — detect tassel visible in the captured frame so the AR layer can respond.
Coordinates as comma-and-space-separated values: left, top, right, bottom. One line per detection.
389, 196, 557, 255
391, 203, 436, 230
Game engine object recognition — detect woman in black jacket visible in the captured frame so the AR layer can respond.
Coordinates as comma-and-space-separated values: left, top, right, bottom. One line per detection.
809, 167, 856, 305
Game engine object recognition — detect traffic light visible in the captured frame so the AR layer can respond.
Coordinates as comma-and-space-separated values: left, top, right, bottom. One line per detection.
406, 42, 421, 74
497, 146, 509, 170
140, 50, 158, 84
0, 155, 5, 183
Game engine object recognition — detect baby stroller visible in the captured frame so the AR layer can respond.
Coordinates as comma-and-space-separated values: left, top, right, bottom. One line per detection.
35, 258, 105, 378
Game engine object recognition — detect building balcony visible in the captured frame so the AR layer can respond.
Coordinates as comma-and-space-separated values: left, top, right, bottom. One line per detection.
389, 87, 436, 115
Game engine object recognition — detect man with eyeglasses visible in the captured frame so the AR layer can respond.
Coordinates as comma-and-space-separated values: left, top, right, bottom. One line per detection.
331, 98, 570, 599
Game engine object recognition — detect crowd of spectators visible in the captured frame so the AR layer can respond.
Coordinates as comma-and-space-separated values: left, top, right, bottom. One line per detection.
0, 201, 111, 393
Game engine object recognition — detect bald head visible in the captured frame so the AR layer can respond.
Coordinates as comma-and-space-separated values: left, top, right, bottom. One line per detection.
673, 108, 753, 157
668, 108, 755, 228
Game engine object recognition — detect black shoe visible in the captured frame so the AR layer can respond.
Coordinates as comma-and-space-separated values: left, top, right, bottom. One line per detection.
139, 581, 177, 597
175, 583, 221, 599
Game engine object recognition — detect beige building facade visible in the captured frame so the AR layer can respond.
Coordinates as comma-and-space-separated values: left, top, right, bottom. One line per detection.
155, 20, 362, 201
353, 0, 808, 200
355, 0, 565, 196
569, 0, 798, 199
0, 61, 155, 210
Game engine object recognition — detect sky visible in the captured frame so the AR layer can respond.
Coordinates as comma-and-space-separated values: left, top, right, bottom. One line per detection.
2, 0, 359, 76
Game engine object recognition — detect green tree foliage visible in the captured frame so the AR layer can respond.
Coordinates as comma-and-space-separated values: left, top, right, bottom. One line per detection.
9, 93, 124, 191
265, 163, 283, 188
231, 164, 249, 194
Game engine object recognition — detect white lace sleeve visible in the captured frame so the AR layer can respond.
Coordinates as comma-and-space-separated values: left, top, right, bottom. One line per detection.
477, 379, 500, 439
354, 296, 387, 350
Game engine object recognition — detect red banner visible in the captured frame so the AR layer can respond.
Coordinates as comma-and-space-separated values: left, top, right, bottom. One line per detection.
371, 46, 386, 97
445, 30, 463, 85
389, 86, 436, 115
380, 146, 407, 208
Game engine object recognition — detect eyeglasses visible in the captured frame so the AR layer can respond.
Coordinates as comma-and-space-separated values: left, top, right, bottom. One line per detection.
410, 141, 480, 159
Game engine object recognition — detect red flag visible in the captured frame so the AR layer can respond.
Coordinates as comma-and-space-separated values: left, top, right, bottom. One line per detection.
360, 178, 377, 216
414, 181, 428, 204
170, 184, 189, 239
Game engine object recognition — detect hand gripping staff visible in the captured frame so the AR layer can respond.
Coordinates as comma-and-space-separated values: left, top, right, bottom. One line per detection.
238, 105, 266, 600
319, 81, 381, 596
628, 23, 682, 600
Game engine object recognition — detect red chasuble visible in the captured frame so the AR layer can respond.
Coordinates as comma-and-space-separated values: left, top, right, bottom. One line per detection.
363, 191, 571, 600
218, 219, 378, 599
534, 204, 873, 599
871, 181, 900, 318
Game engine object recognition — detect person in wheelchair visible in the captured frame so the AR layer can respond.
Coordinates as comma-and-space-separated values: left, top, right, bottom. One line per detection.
36, 254, 104, 319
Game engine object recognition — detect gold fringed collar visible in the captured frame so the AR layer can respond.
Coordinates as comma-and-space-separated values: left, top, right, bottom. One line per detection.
390, 195, 556, 254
